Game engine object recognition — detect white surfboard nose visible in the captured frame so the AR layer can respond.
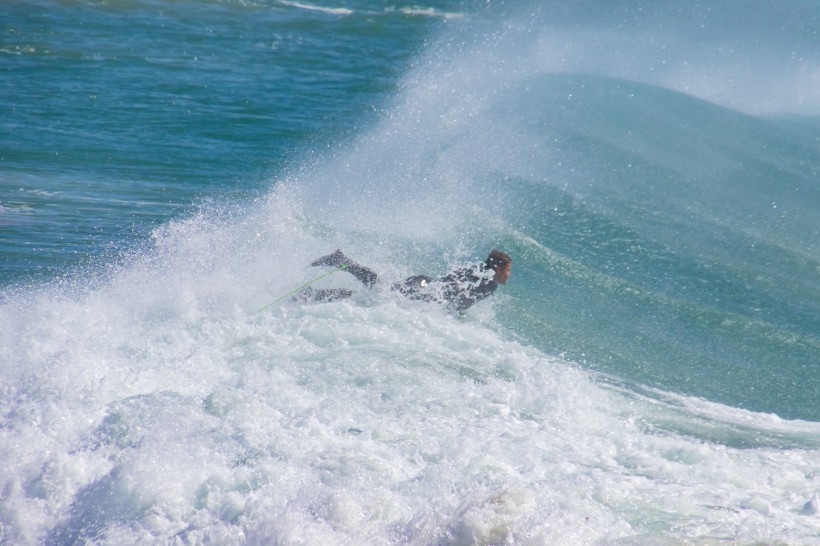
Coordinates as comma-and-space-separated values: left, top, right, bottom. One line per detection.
802, 493, 819, 515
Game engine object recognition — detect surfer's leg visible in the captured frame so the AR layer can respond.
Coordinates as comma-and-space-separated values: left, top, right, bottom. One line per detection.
311, 250, 378, 288
292, 287, 355, 303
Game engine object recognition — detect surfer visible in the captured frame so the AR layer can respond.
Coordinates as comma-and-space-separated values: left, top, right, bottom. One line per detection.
297, 249, 512, 312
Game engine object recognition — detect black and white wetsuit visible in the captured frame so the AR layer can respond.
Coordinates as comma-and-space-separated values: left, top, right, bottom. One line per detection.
301, 250, 499, 312
392, 263, 498, 312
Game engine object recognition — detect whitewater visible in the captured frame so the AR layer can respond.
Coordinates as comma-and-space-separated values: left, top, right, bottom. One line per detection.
1, 0, 819, 544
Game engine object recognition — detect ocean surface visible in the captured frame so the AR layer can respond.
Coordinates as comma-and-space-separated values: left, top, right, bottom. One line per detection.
2, 0, 819, 544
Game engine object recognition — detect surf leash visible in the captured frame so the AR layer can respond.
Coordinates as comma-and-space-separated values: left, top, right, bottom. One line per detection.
257, 264, 349, 312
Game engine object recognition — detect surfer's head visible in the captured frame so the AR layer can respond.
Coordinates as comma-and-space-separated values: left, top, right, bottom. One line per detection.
486, 250, 512, 285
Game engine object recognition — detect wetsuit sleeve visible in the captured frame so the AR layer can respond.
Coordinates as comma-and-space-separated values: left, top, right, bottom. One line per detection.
441, 266, 498, 312
449, 280, 497, 312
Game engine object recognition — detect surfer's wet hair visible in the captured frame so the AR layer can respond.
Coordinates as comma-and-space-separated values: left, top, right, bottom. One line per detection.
485, 250, 511, 271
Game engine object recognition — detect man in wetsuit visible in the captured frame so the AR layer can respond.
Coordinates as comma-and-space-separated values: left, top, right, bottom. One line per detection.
299, 249, 512, 312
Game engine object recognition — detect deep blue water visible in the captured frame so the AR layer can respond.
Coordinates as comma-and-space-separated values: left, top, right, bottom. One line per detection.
2, 0, 432, 283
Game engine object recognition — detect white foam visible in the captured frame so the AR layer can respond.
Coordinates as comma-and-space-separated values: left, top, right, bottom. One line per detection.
279, 0, 353, 16
1, 191, 819, 543
393, 6, 465, 20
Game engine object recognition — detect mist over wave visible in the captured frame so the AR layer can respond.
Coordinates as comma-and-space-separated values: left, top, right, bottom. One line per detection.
284, 0, 819, 419
451, 0, 820, 116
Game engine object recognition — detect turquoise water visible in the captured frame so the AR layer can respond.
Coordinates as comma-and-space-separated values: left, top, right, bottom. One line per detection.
2, 1, 819, 544
2, 0, 428, 282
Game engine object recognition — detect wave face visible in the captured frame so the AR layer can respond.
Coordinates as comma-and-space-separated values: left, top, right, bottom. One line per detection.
489, 74, 819, 421
1, 0, 819, 544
